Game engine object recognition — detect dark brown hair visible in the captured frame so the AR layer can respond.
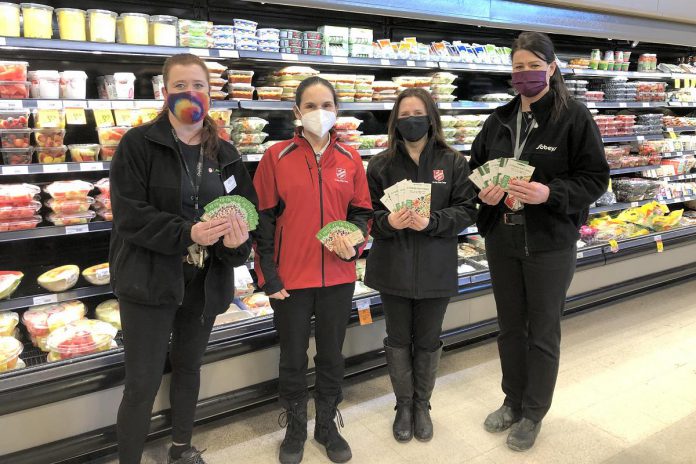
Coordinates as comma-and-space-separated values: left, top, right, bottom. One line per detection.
511, 32, 570, 122
295, 76, 338, 107
387, 88, 459, 157
156, 53, 220, 160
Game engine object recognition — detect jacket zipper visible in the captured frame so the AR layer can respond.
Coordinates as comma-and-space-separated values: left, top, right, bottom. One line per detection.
276, 226, 284, 266
317, 160, 325, 287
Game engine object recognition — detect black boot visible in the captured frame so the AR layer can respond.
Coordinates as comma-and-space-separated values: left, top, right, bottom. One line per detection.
384, 339, 414, 443
412, 342, 443, 442
313, 394, 352, 463
278, 397, 308, 464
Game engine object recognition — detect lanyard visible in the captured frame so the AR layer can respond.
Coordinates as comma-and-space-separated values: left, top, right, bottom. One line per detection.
514, 106, 537, 160
171, 129, 205, 212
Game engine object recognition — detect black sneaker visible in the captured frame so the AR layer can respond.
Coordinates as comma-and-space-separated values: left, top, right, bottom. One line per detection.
167, 446, 207, 464
507, 418, 542, 451
483, 405, 522, 433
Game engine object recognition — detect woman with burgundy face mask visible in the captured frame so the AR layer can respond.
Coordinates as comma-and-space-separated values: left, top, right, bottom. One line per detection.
469, 32, 609, 451
365, 88, 477, 443
110, 54, 257, 464
252, 76, 372, 464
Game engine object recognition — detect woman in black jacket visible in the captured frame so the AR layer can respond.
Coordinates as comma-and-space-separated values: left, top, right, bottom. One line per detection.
469, 32, 609, 451
365, 88, 478, 443
110, 53, 257, 464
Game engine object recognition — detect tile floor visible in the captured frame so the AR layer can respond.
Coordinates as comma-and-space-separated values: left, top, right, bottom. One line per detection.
106, 280, 696, 464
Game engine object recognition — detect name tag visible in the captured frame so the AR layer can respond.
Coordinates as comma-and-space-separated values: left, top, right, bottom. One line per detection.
224, 175, 237, 193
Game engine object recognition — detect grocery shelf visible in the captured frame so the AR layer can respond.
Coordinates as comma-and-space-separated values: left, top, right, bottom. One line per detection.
664, 127, 696, 133
235, 50, 439, 69
438, 101, 504, 110
602, 134, 664, 143
585, 101, 667, 109
641, 172, 696, 182
602, 225, 696, 254
0, 284, 113, 312
0, 161, 110, 176
452, 144, 472, 152
609, 165, 655, 175
238, 101, 293, 111
661, 150, 696, 159
0, 99, 164, 110
211, 100, 240, 109
241, 154, 264, 162
667, 102, 696, 108
342, 102, 395, 111
590, 195, 696, 214
0, 222, 112, 243
570, 68, 672, 79
357, 149, 384, 157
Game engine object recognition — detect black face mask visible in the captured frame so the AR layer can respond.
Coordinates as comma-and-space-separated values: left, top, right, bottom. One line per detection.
397, 116, 430, 142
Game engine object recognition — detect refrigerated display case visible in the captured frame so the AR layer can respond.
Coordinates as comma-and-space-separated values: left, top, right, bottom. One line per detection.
1, 1, 696, 463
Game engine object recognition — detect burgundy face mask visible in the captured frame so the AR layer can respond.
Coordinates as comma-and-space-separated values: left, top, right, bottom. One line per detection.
512, 69, 548, 97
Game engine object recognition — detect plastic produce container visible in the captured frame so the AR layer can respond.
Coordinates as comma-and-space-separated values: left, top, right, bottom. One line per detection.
0, 215, 40, 231
33, 128, 65, 148
87, 9, 117, 43
228, 70, 254, 85
0, 3, 20, 37
47, 210, 96, 226
256, 87, 283, 101
0, 81, 30, 99
0, 110, 29, 129
23, 300, 87, 338
45, 197, 94, 215
113, 73, 136, 99
29, 70, 61, 99
1, 147, 33, 165
0, 183, 40, 207
231, 118, 269, 133
232, 132, 268, 145
47, 319, 117, 360
36, 146, 67, 164
95, 178, 110, 198
149, 15, 177, 46
44, 180, 94, 200
209, 109, 232, 127
97, 126, 130, 145
60, 71, 88, 99
99, 144, 117, 161
95, 300, 121, 330
117, 13, 149, 45
0, 312, 19, 337
0, 129, 31, 149
33, 109, 65, 129
230, 84, 254, 100
21, 3, 53, 39
68, 144, 100, 162
0, 336, 22, 372
217, 126, 232, 142
56, 8, 86, 41
0, 61, 28, 83
0, 200, 40, 219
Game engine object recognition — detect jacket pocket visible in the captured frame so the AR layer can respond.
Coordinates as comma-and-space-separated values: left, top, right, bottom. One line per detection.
275, 226, 284, 266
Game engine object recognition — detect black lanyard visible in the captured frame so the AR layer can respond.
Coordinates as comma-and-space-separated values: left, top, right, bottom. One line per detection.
171, 129, 205, 211
514, 107, 536, 160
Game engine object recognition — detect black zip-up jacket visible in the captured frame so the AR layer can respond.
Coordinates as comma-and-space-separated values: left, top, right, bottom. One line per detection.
364, 138, 478, 299
109, 116, 257, 317
469, 91, 609, 252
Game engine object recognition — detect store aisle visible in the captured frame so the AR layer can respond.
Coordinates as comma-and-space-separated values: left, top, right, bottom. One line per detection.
108, 280, 696, 464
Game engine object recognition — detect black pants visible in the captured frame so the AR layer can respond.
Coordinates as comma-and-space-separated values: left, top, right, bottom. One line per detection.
117, 264, 215, 464
380, 294, 449, 352
270, 283, 355, 405
485, 222, 576, 423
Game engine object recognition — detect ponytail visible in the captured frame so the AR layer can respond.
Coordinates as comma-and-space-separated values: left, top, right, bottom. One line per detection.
549, 66, 570, 123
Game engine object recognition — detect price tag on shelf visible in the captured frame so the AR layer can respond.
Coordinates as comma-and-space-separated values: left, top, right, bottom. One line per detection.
65, 224, 89, 235
33, 294, 58, 306
356, 298, 373, 325
676, 152, 684, 157
642, 102, 651, 107
65, 107, 87, 125
43, 164, 68, 173
426, 61, 437, 67
95, 268, 110, 280
134, 100, 160, 109
382, 103, 394, 110
0, 38, 5, 46
636, 136, 645, 141
93, 109, 115, 128
495, 65, 508, 71
630, 202, 640, 207
440, 62, 449, 68
0, 100, 23, 109
114, 109, 133, 127
619, 102, 627, 108
63, 100, 88, 109
654, 235, 664, 253
1, 165, 29, 175
89, 100, 112, 110
37, 100, 63, 109
332, 56, 349, 64
439, 103, 452, 109
138, 108, 159, 125
609, 239, 620, 253
380, 59, 391, 66
111, 101, 134, 110
406, 60, 416, 67
218, 50, 239, 59
188, 48, 210, 57
465, 63, 478, 70
586, 102, 596, 108
80, 162, 104, 171
576, 251, 584, 259
39, 109, 62, 128
281, 53, 299, 61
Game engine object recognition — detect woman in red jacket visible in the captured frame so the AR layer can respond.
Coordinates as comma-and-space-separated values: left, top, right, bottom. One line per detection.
253, 76, 372, 464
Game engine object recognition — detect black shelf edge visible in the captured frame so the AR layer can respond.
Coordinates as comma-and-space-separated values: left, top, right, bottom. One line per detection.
641, 173, 696, 182
0, 161, 111, 176
0, 284, 114, 312
609, 165, 655, 175
0, 221, 112, 243
602, 134, 664, 143
665, 127, 696, 133
661, 150, 696, 159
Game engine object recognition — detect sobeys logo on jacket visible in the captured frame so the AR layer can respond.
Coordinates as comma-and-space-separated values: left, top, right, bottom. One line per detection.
536, 144, 558, 152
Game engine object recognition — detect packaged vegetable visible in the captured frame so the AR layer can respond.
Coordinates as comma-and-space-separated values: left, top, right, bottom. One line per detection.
47, 210, 96, 226
1, 147, 33, 165
46, 319, 117, 360
95, 299, 121, 330
22, 300, 87, 336
68, 144, 100, 163
257, 87, 283, 101
0, 272, 22, 300
82, 263, 110, 286
231, 118, 269, 133
230, 84, 254, 100
0, 183, 40, 206
0, 336, 22, 372
44, 180, 94, 200
227, 70, 254, 85
358, 134, 388, 149
45, 197, 94, 215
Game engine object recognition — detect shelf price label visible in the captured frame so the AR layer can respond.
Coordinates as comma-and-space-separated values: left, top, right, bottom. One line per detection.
654, 235, 664, 253
0, 100, 22, 109
406, 60, 416, 67
80, 162, 104, 171
1, 165, 29, 175
65, 224, 90, 235
42, 163, 68, 173
93, 109, 115, 128
356, 298, 373, 325
619, 102, 627, 108
188, 48, 210, 57
38, 109, 62, 128
332, 56, 349, 64
380, 59, 391, 66
609, 239, 620, 253
439, 103, 453, 109
138, 108, 159, 125
281, 53, 299, 61
218, 50, 239, 59
114, 109, 133, 127
33, 294, 58, 306
37, 100, 63, 109
65, 107, 87, 125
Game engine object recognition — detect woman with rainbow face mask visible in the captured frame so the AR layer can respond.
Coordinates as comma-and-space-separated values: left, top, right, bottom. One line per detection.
110, 53, 257, 464
253, 76, 372, 464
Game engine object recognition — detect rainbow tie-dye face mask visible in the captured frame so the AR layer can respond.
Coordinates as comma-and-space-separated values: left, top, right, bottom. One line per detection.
167, 91, 210, 124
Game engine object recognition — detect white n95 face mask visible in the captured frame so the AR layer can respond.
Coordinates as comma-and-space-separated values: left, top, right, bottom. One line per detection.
299, 108, 336, 138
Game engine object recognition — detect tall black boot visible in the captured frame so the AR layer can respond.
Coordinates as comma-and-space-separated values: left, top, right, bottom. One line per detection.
384, 339, 414, 442
412, 342, 443, 442
313, 394, 352, 463
278, 396, 308, 464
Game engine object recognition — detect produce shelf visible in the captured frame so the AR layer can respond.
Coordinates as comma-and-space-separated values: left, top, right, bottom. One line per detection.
241, 154, 264, 162
0, 284, 113, 312
570, 68, 672, 79
660, 150, 696, 159
602, 134, 664, 143
438, 101, 503, 110
590, 195, 696, 214
452, 144, 472, 152
0, 99, 164, 110
357, 149, 384, 157
585, 101, 667, 109
0, 222, 112, 243
609, 165, 655, 175
641, 172, 696, 182
664, 126, 696, 133
236, 50, 439, 69
0, 162, 110, 176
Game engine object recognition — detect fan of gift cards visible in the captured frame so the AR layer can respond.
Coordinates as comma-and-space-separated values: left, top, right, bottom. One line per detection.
202, 195, 259, 231
379, 179, 432, 218
316, 221, 365, 252
469, 158, 536, 190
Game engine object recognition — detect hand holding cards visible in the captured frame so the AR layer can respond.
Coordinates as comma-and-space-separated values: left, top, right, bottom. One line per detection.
202, 195, 259, 231
317, 221, 365, 252
380, 179, 432, 218
469, 158, 535, 190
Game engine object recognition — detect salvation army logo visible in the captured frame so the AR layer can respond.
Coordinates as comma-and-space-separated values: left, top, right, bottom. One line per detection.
433, 170, 445, 182
336, 167, 348, 183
